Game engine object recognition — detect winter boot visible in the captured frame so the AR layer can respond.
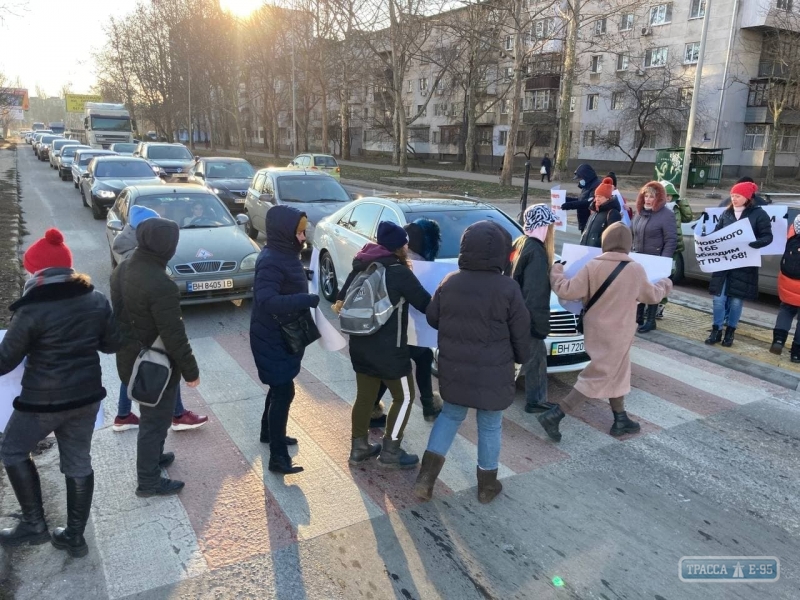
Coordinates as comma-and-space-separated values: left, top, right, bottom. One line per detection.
420, 393, 442, 422
704, 326, 722, 345
268, 455, 304, 475
476, 467, 503, 504
637, 305, 658, 333
771, 329, 789, 355
536, 405, 565, 442
259, 422, 298, 446
655, 304, 665, 320
51, 472, 94, 558
378, 437, 419, 469
721, 326, 736, 347
413, 451, 446, 501
0, 459, 49, 547
791, 342, 800, 363
348, 436, 381, 465
524, 401, 557, 414
610, 411, 641, 437
635, 303, 645, 326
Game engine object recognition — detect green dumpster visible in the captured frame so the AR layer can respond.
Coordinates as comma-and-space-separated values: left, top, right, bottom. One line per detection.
654, 147, 725, 188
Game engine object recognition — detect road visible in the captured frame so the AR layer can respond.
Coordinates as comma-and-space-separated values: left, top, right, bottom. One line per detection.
2, 145, 800, 599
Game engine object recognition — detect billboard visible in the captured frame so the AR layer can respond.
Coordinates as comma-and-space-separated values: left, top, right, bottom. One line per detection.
65, 94, 103, 113
0, 88, 29, 110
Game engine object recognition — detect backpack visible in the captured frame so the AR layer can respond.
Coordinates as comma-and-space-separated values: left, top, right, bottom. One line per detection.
781, 235, 800, 280
338, 262, 404, 342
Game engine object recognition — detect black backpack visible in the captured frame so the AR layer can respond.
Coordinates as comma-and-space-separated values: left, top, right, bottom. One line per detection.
780, 235, 800, 279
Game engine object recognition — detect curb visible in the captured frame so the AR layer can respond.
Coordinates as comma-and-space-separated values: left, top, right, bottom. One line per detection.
639, 329, 800, 391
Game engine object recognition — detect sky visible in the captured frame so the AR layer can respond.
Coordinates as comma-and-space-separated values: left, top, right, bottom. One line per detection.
0, 0, 139, 97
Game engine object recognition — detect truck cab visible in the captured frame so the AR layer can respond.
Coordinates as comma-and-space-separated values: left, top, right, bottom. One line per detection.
83, 103, 134, 149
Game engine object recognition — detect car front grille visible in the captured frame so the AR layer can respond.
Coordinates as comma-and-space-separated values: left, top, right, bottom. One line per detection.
234, 190, 247, 197
546, 352, 590, 367
549, 310, 580, 336
174, 260, 237, 274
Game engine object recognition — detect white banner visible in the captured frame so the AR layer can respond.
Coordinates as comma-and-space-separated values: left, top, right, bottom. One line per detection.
311, 307, 347, 352
406, 260, 458, 348
550, 187, 567, 232
694, 219, 760, 273
693, 206, 789, 256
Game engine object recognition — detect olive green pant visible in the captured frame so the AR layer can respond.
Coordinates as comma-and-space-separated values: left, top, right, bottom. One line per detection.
560, 389, 625, 413
353, 373, 414, 441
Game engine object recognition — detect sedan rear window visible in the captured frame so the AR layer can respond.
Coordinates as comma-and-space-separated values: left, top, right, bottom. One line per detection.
95, 160, 156, 178
412, 209, 522, 259
147, 145, 193, 160
277, 176, 349, 202
314, 156, 338, 167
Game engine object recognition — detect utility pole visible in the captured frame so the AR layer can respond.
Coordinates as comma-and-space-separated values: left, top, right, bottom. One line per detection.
291, 5, 298, 157
679, 0, 712, 199
188, 58, 194, 150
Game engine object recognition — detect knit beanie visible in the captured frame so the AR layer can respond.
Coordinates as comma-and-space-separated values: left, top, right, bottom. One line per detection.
296, 215, 308, 234
594, 177, 615, 200
377, 221, 409, 251
129, 205, 160, 229
23, 228, 73, 274
730, 181, 758, 200
523, 204, 557, 238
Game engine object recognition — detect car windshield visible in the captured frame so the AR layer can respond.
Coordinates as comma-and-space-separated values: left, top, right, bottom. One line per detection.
276, 177, 349, 202
95, 160, 155, 178
78, 153, 107, 166
62, 146, 83, 158
134, 193, 235, 229
112, 143, 137, 153
54, 140, 76, 150
412, 209, 521, 259
205, 161, 255, 179
314, 156, 338, 167
147, 146, 193, 160
90, 116, 131, 132
41, 135, 59, 144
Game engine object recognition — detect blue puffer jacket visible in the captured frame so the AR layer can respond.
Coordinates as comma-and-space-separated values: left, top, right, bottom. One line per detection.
250, 205, 318, 386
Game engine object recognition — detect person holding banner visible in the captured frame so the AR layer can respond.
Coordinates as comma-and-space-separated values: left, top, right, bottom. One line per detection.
0, 229, 120, 557
771, 214, 800, 361
563, 163, 600, 233
705, 181, 773, 347
717, 177, 767, 208
580, 177, 622, 248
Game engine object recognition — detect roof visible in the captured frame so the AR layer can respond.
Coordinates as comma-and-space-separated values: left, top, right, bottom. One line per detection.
295, 153, 337, 158
130, 184, 215, 197
141, 142, 188, 147
259, 167, 334, 178
75, 149, 116, 155
200, 156, 249, 162
91, 155, 149, 162
363, 195, 493, 212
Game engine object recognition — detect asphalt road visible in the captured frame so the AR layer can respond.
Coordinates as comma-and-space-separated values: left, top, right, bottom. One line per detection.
5, 144, 800, 599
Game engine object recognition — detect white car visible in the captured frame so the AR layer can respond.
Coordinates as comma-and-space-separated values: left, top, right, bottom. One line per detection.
313, 195, 589, 374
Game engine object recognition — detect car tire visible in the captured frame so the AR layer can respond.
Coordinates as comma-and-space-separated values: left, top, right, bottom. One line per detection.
245, 213, 259, 240
319, 251, 338, 302
91, 197, 104, 220
672, 252, 685, 285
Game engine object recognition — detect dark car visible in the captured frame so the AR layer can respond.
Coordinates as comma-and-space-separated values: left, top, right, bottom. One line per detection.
134, 142, 195, 181
79, 156, 163, 219
57, 144, 91, 180
36, 134, 63, 160
187, 157, 255, 214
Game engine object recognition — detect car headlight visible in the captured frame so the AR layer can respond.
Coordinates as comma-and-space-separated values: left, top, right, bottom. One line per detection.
96, 189, 117, 199
165, 266, 173, 277
211, 187, 222, 194
240, 252, 258, 271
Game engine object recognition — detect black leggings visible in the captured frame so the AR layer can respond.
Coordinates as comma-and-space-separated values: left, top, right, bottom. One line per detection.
263, 381, 296, 458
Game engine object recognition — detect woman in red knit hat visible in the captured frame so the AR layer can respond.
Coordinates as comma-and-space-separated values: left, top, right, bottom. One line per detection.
580, 177, 622, 248
0, 229, 120, 558
705, 181, 772, 347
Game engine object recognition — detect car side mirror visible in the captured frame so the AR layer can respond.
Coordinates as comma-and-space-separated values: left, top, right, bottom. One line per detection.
195, 173, 204, 179
194, 155, 199, 160
107, 219, 123, 232
349, 192, 357, 200
236, 214, 250, 226
259, 192, 274, 203
81, 172, 91, 179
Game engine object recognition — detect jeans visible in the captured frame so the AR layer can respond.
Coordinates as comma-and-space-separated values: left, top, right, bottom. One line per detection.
712, 281, 744, 328
776, 303, 800, 340
522, 339, 547, 406
426, 401, 503, 470
263, 381, 295, 459
376, 346, 433, 403
1, 402, 100, 477
137, 385, 178, 489
354, 374, 414, 440
118, 382, 185, 419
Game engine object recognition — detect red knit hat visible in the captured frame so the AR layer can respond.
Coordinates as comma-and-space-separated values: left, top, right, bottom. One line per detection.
23, 228, 73, 274
730, 181, 758, 200
594, 177, 615, 200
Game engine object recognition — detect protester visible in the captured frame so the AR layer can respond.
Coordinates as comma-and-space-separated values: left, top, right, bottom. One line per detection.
0, 229, 120, 557
415, 221, 530, 503
540, 153, 552, 183
607, 172, 631, 226
510, 204, 557, 414
337, 221, 431, 469
250, 205, 319, 475
580, 177, 621, 248
111, 204, 208, 433
717, 177, 768, 208
705, 181, 773, 347
773, 215, 800, 361
657, 181, 694, 319
632, 182, 677, 333
563, 163, 600, 232
371, 218, 442, 427
540, 223, 673, 442
111, 218, 200, 497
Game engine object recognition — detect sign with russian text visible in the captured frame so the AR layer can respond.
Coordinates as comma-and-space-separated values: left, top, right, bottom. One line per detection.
65, 94, 103, 113
694, 219, 760, 273
550, 187, 567, 232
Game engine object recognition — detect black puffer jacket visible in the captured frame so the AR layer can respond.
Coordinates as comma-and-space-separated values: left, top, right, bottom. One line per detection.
0, 272, 121, 412
338, 244, 431, 380
427, 221, 530, 411
110, 218, 199, 387
563, 164, 600, 232
708, 205, 773, 300
580, 200, 622, 248
510, 236, 551, 339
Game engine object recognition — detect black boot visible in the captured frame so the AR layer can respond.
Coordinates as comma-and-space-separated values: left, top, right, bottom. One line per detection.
476, 467, 503, 504
158, 452, 175, 468
635, 303, 645, 326
537, 405, 565, 442
721, 326, 736, 347
420, 393, 442, 422
610, 411, 641, 437
348, 436, 381, 465
378, 437, 419, 469
524, 401, 557, 413
413, 451, 446, 501
637, 305, 658, 333
51, 473, 94, 558
260, 431, 298, 446
136, 477, 185, 497
791, 342, 800, 363
771, 329, 788, 355
0, 459, 49, 547
704, 326, 722, 345
268, 454, 304, 474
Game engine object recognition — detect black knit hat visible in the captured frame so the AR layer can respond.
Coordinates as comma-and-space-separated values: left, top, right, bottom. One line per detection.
377, 221, 408, 251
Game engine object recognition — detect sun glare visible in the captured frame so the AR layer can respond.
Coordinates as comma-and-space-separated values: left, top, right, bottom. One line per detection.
219, 0, 264, 17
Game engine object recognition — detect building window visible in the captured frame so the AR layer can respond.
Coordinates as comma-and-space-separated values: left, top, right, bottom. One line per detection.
644, 47, 669, 68
679, 87, 693, 107
742, 124, 768, 150
532, 129, 552, 146
620, 13, 634, 31
617, 54, 629, 71
777, 0, 793, 10
436, 79, 445, 95
594, 18, 607, 35
611, 92, 625, 110
431, 130, 440, 143
649, 3, 672, 25
419, 78, 428, 91
606, 130, 621, 145
684, 42, 701, 64
533, 18, 555, 39
500, 100, 509, 114
531, 89, 553, 111
672, 129, 688, 147
478, 128, 493, 145
417, 104, 427, 117
690, 0, 706, 18
635, 130, 657, 149
516, 130, 527, 147
570, 96, 576, 112
587, 94, 599, 110
590, 55, 603, 73
505, 35, 513, 51
406, 80, 413, 93
583, 130, 596, 147
499, 130, 508, 146
778, 126, 799, 152
747, 81, 768, 107
404, 104, 411, 117
504, 66, 514, 80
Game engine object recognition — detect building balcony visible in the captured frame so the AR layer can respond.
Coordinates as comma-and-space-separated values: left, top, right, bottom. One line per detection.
526, 75, 561, 91
741, 1, 800, 32
476, 112, 495, 125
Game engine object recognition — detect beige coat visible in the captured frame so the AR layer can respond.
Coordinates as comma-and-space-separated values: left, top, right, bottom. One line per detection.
550, 226, 673, 399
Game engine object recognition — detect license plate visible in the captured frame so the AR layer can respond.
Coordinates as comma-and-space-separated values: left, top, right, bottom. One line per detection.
235, 198, 245, 203
550, 341, 585, 356
187, 279, 233, 292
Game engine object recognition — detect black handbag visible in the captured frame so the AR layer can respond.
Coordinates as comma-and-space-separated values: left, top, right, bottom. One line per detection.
273, 309, 321, 354
577, 262, 628, 334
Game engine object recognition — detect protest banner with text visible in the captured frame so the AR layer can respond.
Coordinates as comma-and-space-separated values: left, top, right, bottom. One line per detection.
694, 219, 760, 273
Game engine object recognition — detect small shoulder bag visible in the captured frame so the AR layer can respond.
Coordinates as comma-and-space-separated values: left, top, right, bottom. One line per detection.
577, 262, 628, 334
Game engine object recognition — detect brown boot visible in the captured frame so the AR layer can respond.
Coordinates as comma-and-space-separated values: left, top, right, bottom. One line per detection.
413, 451, 446, 501
476, 467, 503, 504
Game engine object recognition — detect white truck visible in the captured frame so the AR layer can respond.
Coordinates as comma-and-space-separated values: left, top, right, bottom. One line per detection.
83, 103, 134, 149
